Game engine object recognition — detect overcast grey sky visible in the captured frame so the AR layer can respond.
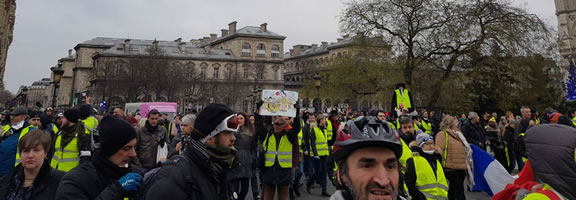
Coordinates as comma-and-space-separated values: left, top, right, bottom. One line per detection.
4, 0, 557, 93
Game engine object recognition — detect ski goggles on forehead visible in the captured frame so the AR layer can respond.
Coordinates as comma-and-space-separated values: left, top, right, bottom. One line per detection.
209, 114, 240, 137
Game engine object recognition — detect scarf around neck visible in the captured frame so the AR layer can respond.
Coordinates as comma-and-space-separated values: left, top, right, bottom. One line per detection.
185, 139, 236, 184
59, 122, 82, 149
145, 120, 158, 133
91, 150, 132, 180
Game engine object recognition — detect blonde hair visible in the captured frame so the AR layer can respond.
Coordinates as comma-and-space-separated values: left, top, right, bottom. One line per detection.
440, 114, 457, 131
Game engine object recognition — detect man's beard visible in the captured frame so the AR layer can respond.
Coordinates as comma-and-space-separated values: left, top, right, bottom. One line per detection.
344, 174, 396, 200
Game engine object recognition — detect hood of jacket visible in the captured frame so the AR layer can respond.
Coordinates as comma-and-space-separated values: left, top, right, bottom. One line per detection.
525, 124, 576, 200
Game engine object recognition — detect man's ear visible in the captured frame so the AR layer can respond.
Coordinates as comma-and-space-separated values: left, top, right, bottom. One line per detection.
336, 169, 346, 186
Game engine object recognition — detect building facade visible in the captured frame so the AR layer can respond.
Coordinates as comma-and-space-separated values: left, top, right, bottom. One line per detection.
0, 0, 16, 91
283, 35, 392, 112
57, 22, 286, 113
556, 0, 575, 91
26, 78, 51, 109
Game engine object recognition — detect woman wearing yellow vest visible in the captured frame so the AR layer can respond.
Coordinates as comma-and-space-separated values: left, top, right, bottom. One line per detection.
50, 109, 92, 172
405, 134, 448, 200
256, 106, 300, 200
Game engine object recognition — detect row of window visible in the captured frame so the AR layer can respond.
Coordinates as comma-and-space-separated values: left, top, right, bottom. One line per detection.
198, 66, 280, 80
98, 61, 282, 81
242, 43, 281, 58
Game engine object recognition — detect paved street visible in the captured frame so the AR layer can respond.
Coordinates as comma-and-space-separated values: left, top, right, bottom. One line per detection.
245, 181, 491, 200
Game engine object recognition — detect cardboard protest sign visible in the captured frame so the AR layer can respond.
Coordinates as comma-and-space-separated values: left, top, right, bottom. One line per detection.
260, 90, 298, 117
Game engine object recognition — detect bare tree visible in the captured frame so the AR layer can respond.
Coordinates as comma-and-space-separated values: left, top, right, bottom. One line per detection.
341, 0, 552, 107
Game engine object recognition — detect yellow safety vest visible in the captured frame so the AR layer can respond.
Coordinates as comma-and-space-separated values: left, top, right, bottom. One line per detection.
264, 134, 293, 168
326, 119, 333, 142
413, 156, 448, 200
421, 120, 432, 134
82, 116, 98, 132
51, 133, 80, 172
399, 138, 412, 172
572, 117, 576, 127
522, 184, 566, 200
298, 120, 305, 153
388, 121, 397, 130
51, 124, 59, 134
4, 125, 34, 166
395, 89, 412, 109
414, 123, 420, 131
312, 127, 329, 156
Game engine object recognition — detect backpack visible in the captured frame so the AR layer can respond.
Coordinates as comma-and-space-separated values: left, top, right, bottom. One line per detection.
83, 117, 100, 151
138, 155, 193, 199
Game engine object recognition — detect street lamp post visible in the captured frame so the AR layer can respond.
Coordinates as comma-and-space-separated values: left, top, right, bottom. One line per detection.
251, 89, 259, 113
314, 74, 322, 113
50, 63, 64, 108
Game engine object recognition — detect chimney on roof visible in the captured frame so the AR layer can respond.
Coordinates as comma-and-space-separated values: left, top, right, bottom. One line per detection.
175, 38, 182, 43
289, 49, 294, 55
210, 34, 217, 41
221, 29, 229, 37
152, 39, 159, 49
337, 38, 343, 42
124, 39, 131, 52
229, 21, 237, 34
202, 37, 210, 44
260, 23, 268, 32
178, 42, 186, 52
321, 42, 328, 47
311, 44, 318, 48
68, 49, 73, 57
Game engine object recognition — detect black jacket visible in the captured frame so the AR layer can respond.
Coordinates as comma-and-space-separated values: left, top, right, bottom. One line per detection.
55, 153, 140, 200
0, 161, 64, 200
142, 148, 236, 200
461, 121, 486, 148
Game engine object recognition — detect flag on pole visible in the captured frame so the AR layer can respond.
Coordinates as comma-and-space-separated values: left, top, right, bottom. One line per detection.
470, 144, 515, 196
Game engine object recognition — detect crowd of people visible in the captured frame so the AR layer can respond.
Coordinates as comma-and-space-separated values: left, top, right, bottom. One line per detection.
0, 103, 574, 200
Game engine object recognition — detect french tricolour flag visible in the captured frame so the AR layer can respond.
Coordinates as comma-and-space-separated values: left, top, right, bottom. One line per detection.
470, 144, 516, 196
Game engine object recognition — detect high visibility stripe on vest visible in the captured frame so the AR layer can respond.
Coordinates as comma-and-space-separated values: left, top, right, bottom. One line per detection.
395, 89, 412, 109
421, 120, 432, 134
264, 134, 293, 168
523, 184, 564, 200
82, 116, 98, 132
50, 134, 80, 172
9, 125, 34, 166
413, 156, 448, 200
312, 127, 329, 156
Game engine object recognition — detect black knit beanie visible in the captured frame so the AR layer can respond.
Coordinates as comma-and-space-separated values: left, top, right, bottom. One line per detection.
63, 109, 80, 122
99, 115, 137, 157
78, 104, 92, 120
193, 103, 234, 141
